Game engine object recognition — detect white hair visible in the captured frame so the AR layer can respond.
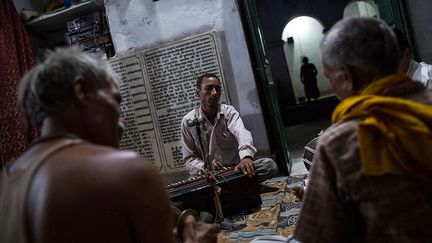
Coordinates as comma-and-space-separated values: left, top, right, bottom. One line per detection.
18, 47, 118, 125
321, 17, 400, 81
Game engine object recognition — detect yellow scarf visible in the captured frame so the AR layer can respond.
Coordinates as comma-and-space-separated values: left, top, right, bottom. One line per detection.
332, 74, 432, 178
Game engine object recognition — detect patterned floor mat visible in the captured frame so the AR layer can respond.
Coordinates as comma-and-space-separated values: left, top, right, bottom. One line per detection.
217, 175, 308, 243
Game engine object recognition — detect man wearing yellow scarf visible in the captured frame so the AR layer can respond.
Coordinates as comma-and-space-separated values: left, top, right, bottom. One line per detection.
291, 17, 432, 243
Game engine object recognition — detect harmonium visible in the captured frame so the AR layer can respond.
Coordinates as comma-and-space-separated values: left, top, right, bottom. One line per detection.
167, 169, 262, 216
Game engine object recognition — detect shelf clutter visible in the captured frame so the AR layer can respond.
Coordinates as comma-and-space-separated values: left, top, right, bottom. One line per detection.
25, 0, 115, 58
26, 1, 103, 31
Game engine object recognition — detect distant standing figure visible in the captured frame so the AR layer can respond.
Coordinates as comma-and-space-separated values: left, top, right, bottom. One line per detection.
300, 56, 320, 102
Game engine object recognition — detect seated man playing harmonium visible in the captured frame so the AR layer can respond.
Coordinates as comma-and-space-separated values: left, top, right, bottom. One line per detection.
180, 73, 278, 181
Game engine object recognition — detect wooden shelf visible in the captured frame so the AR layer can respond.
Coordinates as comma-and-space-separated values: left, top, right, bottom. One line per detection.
26, 1, 103, 31
66, 32, 111, 47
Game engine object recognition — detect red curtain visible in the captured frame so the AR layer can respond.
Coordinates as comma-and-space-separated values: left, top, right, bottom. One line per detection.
0, 0, 36, 167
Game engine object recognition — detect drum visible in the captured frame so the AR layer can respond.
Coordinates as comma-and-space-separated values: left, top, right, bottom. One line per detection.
302, 131, 323, 171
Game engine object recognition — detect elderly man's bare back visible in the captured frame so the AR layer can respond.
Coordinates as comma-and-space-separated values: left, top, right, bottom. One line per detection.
5, 137, 174, 243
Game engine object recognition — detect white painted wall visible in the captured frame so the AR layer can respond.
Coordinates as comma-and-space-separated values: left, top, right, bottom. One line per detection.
104, 0, 270, 151
343, 1, 379, 19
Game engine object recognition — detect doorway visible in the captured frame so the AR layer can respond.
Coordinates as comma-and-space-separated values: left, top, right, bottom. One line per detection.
282, 16, 331, 104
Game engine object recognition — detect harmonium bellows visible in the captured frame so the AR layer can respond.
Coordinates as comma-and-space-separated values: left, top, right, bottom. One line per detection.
167, 169, 262, 216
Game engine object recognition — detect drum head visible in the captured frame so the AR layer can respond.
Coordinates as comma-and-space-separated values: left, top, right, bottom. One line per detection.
302, 131, 322, 171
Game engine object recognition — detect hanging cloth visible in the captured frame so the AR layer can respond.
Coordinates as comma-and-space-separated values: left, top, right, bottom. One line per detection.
0, 0, 36, 167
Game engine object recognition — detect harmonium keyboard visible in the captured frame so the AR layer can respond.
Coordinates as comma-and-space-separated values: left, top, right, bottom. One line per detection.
167, 169, 262, 216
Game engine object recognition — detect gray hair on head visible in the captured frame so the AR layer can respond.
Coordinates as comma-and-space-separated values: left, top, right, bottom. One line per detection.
18, 47, 118, 126
320, 17, 400, 82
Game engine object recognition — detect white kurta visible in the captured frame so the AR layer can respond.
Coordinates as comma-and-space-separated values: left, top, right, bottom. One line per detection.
407, 60, 432, 88
180, 104, 256, 175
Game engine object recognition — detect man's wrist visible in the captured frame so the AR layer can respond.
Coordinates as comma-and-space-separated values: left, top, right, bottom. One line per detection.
174, 209, 198, 242
242, 156, 254, 161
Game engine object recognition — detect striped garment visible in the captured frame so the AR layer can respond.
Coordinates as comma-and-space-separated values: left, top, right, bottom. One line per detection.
293, 81, 432, 242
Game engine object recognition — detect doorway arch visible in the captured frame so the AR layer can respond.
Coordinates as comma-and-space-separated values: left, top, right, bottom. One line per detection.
282, 16, 332, 104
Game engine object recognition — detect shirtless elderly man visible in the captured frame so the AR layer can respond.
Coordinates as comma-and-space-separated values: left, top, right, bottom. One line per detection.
0, 48, 218, 243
